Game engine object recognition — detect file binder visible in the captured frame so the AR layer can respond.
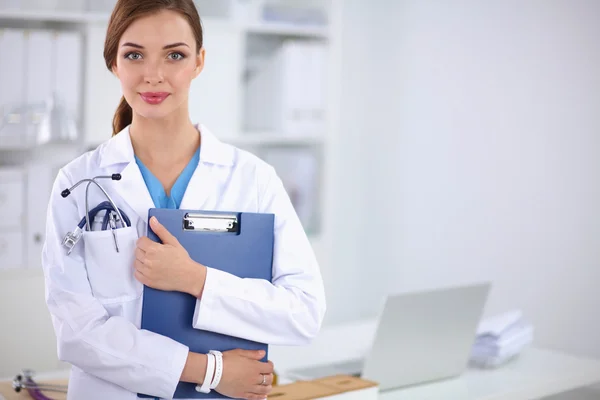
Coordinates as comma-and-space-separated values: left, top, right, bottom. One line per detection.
53, 30, 83, 127
0, 29, 26, 147
138, 208, 275, 399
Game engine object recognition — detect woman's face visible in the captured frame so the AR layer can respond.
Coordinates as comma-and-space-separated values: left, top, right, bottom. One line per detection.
112, 10, 204, 120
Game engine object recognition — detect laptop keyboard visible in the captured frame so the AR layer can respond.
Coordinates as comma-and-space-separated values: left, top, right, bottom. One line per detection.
332, 360, 364, 375
287, 359, 365, 380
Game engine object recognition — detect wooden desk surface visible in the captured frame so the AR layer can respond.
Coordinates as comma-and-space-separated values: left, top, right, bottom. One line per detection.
0, 379, 68, 400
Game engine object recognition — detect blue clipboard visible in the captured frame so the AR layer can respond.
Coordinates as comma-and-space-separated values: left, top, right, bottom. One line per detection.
138, 208, 274, 399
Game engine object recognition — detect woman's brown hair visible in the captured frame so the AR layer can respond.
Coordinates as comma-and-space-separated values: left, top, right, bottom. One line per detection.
104, 0, 203, 136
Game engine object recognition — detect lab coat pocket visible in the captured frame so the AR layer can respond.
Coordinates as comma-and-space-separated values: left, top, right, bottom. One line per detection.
83, 226, 142, 304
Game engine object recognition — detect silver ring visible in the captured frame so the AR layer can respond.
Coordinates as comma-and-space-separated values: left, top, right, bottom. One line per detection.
260, 374, 267, 386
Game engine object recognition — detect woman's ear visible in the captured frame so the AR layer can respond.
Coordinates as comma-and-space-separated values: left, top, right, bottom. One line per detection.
193, 47, 205, 79
111, 63, 119, 78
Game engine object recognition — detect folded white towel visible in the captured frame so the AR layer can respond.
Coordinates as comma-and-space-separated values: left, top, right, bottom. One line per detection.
476, 310, 523, 337
475, 320, 533, 349
473, 322, 534, 358
470, 310, 534, 368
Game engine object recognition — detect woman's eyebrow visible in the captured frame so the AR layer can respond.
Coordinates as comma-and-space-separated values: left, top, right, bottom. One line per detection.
122, 42, 143, 49
121, 42, 189, 49
163, 42, 189, 49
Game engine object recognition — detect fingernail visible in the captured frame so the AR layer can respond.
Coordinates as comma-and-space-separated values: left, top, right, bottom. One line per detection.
258, 350, 265, 356
151, 216, 157, 225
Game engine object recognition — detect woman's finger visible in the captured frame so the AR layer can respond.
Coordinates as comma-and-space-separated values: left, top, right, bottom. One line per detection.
246, 391, 269, 400
134, 259, 149, 273
258, 373, 273, 387
134, 247, 145, 263
136, 236, 157, 252
134, 269, 148, 285
259, 360, 274, 375
252, 384, 271, 395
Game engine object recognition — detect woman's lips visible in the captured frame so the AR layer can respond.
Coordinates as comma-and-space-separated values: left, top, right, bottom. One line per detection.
140, 92, 170, 105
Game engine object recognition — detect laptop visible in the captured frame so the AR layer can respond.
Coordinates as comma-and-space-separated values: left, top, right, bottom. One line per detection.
287, 282, 491, 392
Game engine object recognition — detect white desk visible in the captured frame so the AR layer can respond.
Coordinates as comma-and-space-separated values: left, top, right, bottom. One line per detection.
270, 319, 600, 400
3, 320, 600, 400
379, 348, 600, 400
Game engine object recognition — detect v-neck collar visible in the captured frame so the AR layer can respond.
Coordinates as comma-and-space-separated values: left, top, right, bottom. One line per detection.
135, 146, 201, 209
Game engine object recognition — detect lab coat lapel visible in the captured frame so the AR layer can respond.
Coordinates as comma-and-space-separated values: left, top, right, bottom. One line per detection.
102, 128, 154, 224
179, 125, 234, 210
179, 162, 214, 210
114, 161, 155, 224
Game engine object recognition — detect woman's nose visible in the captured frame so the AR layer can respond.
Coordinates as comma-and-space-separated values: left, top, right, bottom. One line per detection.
144, 63, 164, 85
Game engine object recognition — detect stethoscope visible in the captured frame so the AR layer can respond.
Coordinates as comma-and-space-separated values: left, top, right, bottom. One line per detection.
12, 370, 67, 400
60, 174, 131, 255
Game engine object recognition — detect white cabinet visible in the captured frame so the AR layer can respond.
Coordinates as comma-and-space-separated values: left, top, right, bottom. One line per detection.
189, 19, 243, 138
0, 168, 25, 269
0, 230, 24, 270
0, 168, 25, 229
0, 180, 24, 228
24, 163, 54, 269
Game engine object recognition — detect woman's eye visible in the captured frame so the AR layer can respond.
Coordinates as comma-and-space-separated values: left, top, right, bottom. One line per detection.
168, 52, 185, 61
125, 52, 142, 60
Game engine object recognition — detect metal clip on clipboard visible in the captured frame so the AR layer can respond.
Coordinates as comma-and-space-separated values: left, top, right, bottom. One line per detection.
182, 213, 239, 233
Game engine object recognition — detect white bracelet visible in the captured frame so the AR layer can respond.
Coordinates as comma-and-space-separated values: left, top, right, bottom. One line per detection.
196, 353, 215, 393
209, 350, 223, 390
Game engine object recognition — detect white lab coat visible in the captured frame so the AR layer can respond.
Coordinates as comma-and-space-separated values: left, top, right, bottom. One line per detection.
41, 124, 326, 400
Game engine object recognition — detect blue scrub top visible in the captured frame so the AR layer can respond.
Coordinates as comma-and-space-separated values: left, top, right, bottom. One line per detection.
135, 146, 200, 209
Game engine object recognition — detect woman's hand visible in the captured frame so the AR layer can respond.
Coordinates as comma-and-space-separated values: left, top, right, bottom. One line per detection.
134, 216, 206, 297
216, 349, 275, 400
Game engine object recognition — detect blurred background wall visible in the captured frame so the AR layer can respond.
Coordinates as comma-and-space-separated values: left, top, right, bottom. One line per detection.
352, 0, 600, 363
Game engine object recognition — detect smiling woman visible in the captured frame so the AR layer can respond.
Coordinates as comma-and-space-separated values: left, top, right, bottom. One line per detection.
104, 2, 205, 136
40, 0, 326, 399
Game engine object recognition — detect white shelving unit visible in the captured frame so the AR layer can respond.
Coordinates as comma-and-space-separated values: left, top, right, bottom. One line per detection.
244, 21, 328, 38
0, 9, 330, 36
222, 132, 323, 146
0, 9, 108, 23
0, 0, 340, 269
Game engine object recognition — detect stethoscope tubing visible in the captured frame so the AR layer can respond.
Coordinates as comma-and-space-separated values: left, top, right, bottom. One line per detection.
12, 373, 67, 400
62, 174, 127, 230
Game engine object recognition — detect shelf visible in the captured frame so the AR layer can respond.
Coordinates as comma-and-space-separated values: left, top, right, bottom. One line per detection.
244, 21, 329, 39
0, 9, 109, 24
0, 139, 38, 151
0, 138, 79, 151
219, 133, 323, 147
0, 144, 33, 151
0, 10, 329, 39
